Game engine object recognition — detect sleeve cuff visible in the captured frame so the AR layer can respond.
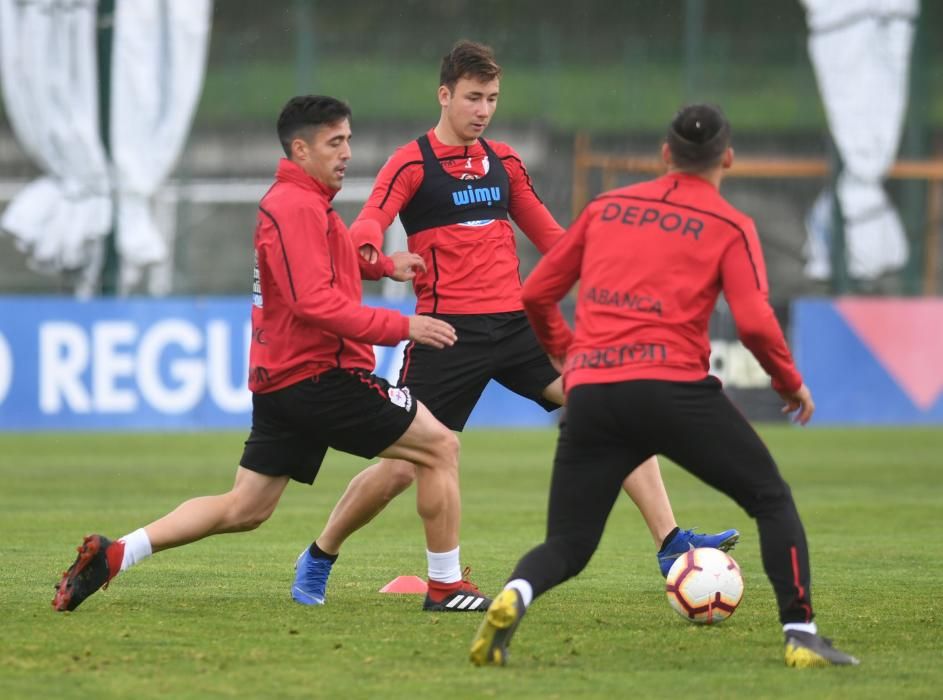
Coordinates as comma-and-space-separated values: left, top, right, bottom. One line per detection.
771, 373, 803, 395
350, 221, 384, 253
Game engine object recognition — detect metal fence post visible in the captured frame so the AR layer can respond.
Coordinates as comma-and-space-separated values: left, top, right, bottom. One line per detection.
97, 0, 117, 296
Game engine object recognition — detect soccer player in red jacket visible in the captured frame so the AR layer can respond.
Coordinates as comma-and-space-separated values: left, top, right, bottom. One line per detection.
52, 95, 490, 614
296, 41, 736, 611
470, 104, 859, 668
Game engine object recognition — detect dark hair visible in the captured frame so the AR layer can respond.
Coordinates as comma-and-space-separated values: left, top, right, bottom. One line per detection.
666, 104, 731, 171
276, 95, 352, 157
439, 40, 502, 92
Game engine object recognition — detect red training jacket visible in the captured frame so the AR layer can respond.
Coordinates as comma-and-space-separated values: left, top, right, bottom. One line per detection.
521, 171, 803, 395
249, 159, 410, 393
350, 128, 563, 314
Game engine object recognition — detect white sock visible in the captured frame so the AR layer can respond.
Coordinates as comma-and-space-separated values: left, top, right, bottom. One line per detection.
426, 546, 461, 583
783, 621, 818, 635
505, 579, 533, 608
119, 528, 153, 572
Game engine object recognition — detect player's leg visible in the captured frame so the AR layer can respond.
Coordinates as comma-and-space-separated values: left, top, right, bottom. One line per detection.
498, 317, 738, 572
379, 401, 490, 611
145, 467, 290, 550
52, 467, 290, 612
315, 320, 489, 557
542, 375, 737, 565
298, 322, 491, 601
288, 367, 486, 610
653, 378, 813, 622
542, 376, 678, 545
314, 458, 416, 555
52, 378, 333, 612
471, 384, 638, 665
654, 377, 857, 666
379, 401, 460, 553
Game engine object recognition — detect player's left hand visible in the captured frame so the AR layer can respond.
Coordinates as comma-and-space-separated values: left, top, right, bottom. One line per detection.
778, 383, 815, 426
389, 251, 426, 281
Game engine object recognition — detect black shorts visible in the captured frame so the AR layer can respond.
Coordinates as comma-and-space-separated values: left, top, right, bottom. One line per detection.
240, 368, 417, 484
397, 311, 559, 431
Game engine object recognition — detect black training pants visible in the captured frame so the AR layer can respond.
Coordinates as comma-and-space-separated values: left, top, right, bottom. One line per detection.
509, 377, 814, 624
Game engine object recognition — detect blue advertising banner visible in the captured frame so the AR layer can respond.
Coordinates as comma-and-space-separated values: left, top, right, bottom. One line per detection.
0, 297, 556, 431
793, 298, 943, 424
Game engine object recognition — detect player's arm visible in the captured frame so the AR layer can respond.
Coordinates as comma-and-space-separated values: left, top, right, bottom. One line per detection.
357, 245, 395, 280
265, 203, 409, 346
350, 151, 422, 261
512, 202, 565, 254
506, 151, 565, 254
521, 211, 589, 359
350, 208, 393, 264
720, 221, 812, 423
359, 250, 427, 283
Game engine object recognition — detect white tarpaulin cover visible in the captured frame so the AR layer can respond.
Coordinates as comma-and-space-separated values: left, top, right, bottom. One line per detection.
111, 0, 212, 290
0, 0, 212, 295
0, 0, 111, 276
802, 0, 919, 281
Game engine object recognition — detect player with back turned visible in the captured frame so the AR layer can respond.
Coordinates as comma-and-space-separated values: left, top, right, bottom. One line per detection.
469, 104, 860, 668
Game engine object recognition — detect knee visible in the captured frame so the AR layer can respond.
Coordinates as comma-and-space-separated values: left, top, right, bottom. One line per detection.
383, 459, 418, 495
547, 534, 596, 580
227, 494, 275, 532
431, 429, 460, 469
739, 479, 795, 519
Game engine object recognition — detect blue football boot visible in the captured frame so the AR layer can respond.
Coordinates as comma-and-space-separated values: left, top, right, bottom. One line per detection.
658, 527, 740, 577
291, 548, 334, 605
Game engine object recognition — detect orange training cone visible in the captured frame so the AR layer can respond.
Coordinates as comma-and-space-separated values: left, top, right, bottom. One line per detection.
379, 575, 428, 594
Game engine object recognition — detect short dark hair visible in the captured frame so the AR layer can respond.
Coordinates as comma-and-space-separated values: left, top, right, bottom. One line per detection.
666, 104, 731, 171
276, 95, 352, 157
439, 40, 502, 92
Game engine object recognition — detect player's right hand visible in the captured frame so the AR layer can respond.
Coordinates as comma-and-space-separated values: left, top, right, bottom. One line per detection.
778, 383, 815, 426
547, 354, 565, 374
408, 315, 457, 349
389, 251, 427, 281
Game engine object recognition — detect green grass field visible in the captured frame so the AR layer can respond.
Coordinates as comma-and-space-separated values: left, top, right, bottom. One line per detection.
1, 427, 940, 699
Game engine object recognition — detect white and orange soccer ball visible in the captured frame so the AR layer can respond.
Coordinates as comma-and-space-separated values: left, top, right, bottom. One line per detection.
665, 547, 744, 624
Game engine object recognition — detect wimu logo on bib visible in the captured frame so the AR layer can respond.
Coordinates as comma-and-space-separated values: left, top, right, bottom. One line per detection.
451, 184, 503, 207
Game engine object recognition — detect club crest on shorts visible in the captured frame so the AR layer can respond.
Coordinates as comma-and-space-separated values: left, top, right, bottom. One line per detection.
388, 386, 412, 410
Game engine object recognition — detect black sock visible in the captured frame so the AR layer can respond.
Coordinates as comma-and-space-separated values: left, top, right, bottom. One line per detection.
659, 527, 681, 553
309, 541, 339, 562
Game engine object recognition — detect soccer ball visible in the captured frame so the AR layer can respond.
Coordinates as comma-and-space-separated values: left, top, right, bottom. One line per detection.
665, 547, 743, 624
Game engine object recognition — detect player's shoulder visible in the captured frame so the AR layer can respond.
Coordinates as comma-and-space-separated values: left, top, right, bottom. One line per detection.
260, 181, 327, 221
586, 181, 645, 208
258, 180, 293, 213
387, 138, 425, 165
703, 190, 753, 230
687, 191, 757, 241
482, 136, 522, 161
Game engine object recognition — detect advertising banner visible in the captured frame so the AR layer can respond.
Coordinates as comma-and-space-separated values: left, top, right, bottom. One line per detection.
794, 298, 943, 424
0, 297, 554, 431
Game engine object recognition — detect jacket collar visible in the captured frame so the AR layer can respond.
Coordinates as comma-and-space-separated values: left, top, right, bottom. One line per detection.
664, 170, 717, 190
275, 158, 338, 201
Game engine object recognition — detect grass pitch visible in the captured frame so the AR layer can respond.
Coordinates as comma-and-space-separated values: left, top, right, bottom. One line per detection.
1, 426, 940, 699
